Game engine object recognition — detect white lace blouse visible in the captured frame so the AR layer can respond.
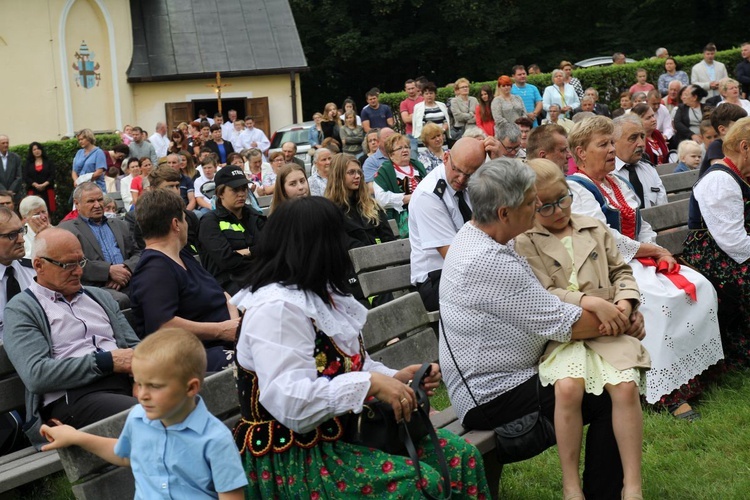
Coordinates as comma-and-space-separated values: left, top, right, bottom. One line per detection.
231, 284, 397, 433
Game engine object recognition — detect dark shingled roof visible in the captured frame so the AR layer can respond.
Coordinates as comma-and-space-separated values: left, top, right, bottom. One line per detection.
127, 0, 308, 82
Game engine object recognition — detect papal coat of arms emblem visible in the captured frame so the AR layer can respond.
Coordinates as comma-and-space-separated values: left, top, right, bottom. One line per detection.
72, 41, 101, 89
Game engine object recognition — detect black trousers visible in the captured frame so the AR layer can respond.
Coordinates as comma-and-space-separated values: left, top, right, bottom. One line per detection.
42, 374, 137, 429
416, 269, 442, 312
464, 375, 624, 500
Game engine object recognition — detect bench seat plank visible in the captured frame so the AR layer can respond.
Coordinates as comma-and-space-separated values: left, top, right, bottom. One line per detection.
429, 407, 457, 429
349, 239, 410, 274
365, 329, 438, 370
71, 466, 134, 500
361, 293, 430, 349
358, 265, 413, 297
0, 450, 61, 493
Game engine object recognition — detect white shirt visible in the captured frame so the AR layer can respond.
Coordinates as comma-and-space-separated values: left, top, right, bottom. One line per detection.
655, 104, 674, 140
193, 174, 214, 202
613, 157, 668, 208
693, 168, 750, 263
221, 121, 235, 141
239, 128, 271, 157
119, 174, 134, 211
0, 261, 36, 340
0, 153, 7, 171
568, 173, 658, 262
231, 284, 396, 433
717, 99, 750, 115
340, 114, 362, 126
408, 165, 470, 284
148, 132, 169, 159
439, 223, 580, 422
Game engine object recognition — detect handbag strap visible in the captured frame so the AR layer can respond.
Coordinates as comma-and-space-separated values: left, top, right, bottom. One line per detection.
438, 315, 543, 421
400, 362, 452, 499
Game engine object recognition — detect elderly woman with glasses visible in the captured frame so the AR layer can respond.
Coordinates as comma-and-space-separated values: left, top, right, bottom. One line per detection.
449, 77, 478, 140
440, 158, 636, 500
373, 133, 427, 237
567, 116, 723, 421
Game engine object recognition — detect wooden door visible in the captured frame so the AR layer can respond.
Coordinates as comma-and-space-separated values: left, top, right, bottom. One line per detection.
165, 102, 194, 131
245, 97, 270, 138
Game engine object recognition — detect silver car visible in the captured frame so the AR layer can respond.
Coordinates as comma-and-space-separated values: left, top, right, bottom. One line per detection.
267, 121, 314, 175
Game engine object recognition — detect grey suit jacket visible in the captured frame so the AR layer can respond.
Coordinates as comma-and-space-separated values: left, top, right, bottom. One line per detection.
691, 60, 728, 99
0, 152, 23, 196
59, 217, 141, 285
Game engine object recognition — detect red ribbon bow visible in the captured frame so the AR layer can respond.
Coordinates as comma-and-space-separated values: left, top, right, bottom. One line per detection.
637, 258, 697, 301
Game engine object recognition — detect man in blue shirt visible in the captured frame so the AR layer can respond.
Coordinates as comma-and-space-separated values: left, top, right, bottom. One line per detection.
361, 88, 395, 132
59, 183, 140, 307
510, 65, 543, 128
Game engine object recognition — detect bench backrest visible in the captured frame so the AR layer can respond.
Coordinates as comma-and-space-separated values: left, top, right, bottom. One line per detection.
655, 162, 679, 176
660, 170, 698, 201
361, 292, 438, 369
256, 194, 273, 208
349, 239, 413, 297
640, 198, 690, 256
0, 344, 27, 415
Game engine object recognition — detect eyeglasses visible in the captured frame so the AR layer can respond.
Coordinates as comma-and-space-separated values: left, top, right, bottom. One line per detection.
346, 169, 362, 177
458, 85, 469, 90
0, 226, 27, 241
40, 256, 88, 271
536, 192, 574, 217
391, 145, 410, 154
500, 141, 521, 154
448, 154, 473, 179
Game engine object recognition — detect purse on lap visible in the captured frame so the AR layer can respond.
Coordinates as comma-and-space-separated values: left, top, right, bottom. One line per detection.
343, 363, 452, 499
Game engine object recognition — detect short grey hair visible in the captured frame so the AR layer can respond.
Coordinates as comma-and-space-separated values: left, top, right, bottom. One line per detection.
19, 196, 46, 218
656, 47, 668, 57
585, 87, 599, 98
496, 123, 521, 143
469, 158, 536, 224
573, 111, 596, 123
551, 69, 565, 78
581, 96, 595, 104
612, 114, 642, 140
313, 147, 331, 165
72, 182, 102, 202
462, 126, 487, 140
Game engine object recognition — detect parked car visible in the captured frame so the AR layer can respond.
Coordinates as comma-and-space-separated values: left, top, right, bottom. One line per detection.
267, 121, 314, 175
575, 56, 637, 68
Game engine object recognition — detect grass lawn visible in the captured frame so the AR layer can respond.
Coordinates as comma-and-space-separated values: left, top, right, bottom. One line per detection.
9, 369, 750, 499
431, 368, 750, 499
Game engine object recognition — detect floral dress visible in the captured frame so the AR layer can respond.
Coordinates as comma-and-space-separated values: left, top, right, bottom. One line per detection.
232, 285, 489, 499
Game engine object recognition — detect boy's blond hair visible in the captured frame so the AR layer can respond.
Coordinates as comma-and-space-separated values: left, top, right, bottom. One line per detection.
133, 328, 207, 384
677, 140, 701, 161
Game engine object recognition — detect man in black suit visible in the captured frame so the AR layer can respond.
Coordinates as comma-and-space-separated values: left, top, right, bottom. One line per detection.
0, 136, 23, 206
583, 88, 611, 117
59, 182, 140, 307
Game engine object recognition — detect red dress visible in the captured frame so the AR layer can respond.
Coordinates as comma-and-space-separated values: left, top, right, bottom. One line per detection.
645, 129, 670, 165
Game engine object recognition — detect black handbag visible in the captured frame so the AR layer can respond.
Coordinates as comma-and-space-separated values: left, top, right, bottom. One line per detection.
439, 316, 557, 464
343, 363, 452, 499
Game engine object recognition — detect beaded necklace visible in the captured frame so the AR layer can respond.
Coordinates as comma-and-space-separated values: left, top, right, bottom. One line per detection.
577, 171, 637, 239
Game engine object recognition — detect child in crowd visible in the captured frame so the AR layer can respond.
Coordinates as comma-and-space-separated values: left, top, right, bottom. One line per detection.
515, 159, 650, 500
619, 91, 633, 113
629, 68, 656, 95
674, 140, 702, 172
40, 328, 247, 500
194, 157, 218, 216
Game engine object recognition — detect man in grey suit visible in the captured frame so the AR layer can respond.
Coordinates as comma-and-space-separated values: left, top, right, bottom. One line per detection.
691, 43, 728, 101
0, 136, 23, 205
59, 182, 140, 308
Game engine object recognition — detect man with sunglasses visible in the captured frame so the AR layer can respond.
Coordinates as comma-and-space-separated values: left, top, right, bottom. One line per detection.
408, 138, 486, 311
4, 228, 139, 450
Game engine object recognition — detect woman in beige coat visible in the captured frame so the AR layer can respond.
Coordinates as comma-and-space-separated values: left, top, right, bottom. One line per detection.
515, 158, 649, 500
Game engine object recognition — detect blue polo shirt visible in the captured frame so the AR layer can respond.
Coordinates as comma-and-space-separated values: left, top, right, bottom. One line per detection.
114, 396, 247, 499
511, 83, 542, 127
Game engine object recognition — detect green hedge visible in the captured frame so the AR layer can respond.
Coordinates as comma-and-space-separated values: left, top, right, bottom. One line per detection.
9, 134, 123, 224
379, 48, 744, 130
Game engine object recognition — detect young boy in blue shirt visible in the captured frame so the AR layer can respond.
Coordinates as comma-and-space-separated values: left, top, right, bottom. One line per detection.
40, 328, 247, 499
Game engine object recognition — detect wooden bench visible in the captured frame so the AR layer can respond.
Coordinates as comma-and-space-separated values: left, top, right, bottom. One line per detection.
256, 194, 273, 208
655, 162, 679, 176
660, 169, 698, 201
361, 292, 502, 499
55, 292, 502, 499
0, 345, 63, 494
349, 239, 413, 298
56, 369, 240, 499
640, 198, 690, 256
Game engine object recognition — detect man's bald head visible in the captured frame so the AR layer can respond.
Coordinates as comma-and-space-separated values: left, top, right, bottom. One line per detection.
33, 228, 86, 299
33, 228, 80, 260
444, 138, 486, 192
377, 128, 395, 154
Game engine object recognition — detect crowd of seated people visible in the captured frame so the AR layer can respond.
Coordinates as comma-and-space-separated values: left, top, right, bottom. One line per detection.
3, 42, 750, 497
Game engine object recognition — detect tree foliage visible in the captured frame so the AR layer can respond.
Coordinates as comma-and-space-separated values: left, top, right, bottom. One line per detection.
290, 0, 750, 118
